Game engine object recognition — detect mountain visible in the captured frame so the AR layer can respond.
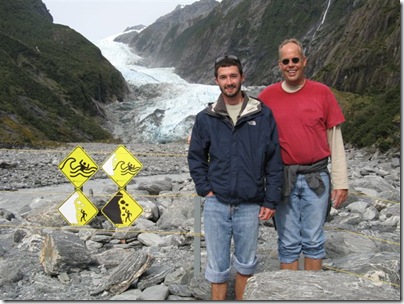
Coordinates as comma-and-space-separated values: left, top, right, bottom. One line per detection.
0, 0, 128, 147
116, 0, 400, 151
0, 0, 400, 151
123, 0, 399, 94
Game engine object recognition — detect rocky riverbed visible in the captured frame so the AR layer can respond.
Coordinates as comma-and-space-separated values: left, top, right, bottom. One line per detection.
0, 142, 400, 300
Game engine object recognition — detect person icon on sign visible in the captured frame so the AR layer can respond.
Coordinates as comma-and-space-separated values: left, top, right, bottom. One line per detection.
80, 209, 87, 222
125, 208, 132, 222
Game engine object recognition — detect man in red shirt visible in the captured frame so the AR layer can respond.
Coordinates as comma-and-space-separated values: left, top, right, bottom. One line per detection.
258, 38, 348, 271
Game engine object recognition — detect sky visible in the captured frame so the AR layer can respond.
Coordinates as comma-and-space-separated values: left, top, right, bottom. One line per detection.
41, 0, 199, 41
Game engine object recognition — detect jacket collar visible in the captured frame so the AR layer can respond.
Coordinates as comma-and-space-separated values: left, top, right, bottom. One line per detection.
207, 91, 262, 118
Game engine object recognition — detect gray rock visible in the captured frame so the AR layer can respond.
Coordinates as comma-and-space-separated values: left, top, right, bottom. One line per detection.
168, 283, 193, 297
40, 231, 94, 275
362, 206, 379, 221
137, 177, 173, 195
188, 274, 211, 300
326, 251, 400, 288
137, 263, 173, 290
112, 226, 141, 240
0, 208, 15, 221
109, 288, 143, 300
346, 201, 369, 213
380, 203, 400, 218
164, 266, 193, 286
138, 232, 167, 247
156, 196, 194, 230
167, 295, 196, 300
0, 144, 399, 301
243, 270, 399, 300
93, 248, 136, 269
91, 250, 154, 295
325, 229, 379, 258
0, 260, 24, 285
139, 283, 169, 300
137, 198, 159, 221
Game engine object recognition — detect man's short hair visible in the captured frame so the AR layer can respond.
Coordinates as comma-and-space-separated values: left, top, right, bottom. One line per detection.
214, 55, 243, 77
278, 38, 305, 58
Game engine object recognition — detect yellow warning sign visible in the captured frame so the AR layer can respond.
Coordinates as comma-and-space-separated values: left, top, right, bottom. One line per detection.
59, 146, 98, 189
102, 145, 143, 188
101, 189, 143, 227
58, 190, 99, 226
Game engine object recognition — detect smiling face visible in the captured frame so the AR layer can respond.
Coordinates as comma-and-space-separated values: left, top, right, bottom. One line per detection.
278, 41, 307, 86
215, 65, 244, 104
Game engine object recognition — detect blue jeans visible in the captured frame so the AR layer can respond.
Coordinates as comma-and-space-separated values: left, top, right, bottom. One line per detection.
275, 172, 330, 263
203, 196, 260, 283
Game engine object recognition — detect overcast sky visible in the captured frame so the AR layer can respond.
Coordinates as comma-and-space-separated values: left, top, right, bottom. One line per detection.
42, 0, 199, 41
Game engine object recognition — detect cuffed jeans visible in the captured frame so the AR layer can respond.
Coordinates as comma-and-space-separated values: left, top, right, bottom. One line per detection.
203, 196, 260, 283
275, 172, 330, 263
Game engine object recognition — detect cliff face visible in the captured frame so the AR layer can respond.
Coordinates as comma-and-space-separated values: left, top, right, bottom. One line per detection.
124, 0, 400, 95
0, 0, 128, 146
305, 0, 400, 94
115, 0, 220, 68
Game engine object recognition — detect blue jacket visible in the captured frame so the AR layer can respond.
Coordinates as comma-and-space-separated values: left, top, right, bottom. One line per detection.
188, 93, 283, 209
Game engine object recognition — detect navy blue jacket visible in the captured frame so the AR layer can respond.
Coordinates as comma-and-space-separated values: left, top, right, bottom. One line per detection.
188, 93, 283, 209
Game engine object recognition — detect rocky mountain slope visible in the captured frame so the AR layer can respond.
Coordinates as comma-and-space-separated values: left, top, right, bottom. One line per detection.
124, 0, 400, 94
0, 0, 128, 147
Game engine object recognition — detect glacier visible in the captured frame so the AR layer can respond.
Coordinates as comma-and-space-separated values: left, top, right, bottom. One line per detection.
94, 34, 221, 144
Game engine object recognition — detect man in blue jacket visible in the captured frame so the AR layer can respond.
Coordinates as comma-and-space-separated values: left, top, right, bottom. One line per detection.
188, 55, 283, 300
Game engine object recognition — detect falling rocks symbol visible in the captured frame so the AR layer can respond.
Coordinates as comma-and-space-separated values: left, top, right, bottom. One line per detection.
101, 190, 143, 227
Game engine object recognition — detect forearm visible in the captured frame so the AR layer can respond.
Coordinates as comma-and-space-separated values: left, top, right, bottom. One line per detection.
327, 126, 349, 189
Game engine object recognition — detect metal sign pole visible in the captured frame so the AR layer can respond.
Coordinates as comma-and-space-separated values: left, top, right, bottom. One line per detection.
193, 196, 201, 277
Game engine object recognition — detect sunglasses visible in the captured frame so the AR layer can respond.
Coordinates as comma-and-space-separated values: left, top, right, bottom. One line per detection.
215, 55, 241, 65
281, 57, 300, 65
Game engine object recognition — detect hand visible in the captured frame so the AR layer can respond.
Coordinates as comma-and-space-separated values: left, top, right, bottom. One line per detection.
259, 206, 275, 221
206, 191, 214, 197
331, 189, 348, 209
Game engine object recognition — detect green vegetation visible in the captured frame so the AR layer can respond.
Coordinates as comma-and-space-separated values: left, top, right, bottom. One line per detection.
0, 0, 127, 147
336, 87, 400, 152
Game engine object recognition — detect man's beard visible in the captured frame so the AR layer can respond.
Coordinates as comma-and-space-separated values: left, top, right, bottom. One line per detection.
220, 84, 241, 98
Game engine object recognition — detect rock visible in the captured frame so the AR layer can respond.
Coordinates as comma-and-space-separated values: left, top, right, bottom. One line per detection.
0, 143, 399, 301
164, 266, 193, 286
40, 231, 94, 275
137, 178, 173, 195
167, 283, 193, 297
0, 260, 24, 285
0, 208, 15, 221
138, 232, 167, 247
137, 263, 174, 290
243, 270, 399, 300
139, 283, 170, 300
109, 288, 142, 300
93, 248, 136, 269
326, 251, 400, 287
346, 201, 369, 213
91, 249, 154, 295
188, 274, 211, 300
